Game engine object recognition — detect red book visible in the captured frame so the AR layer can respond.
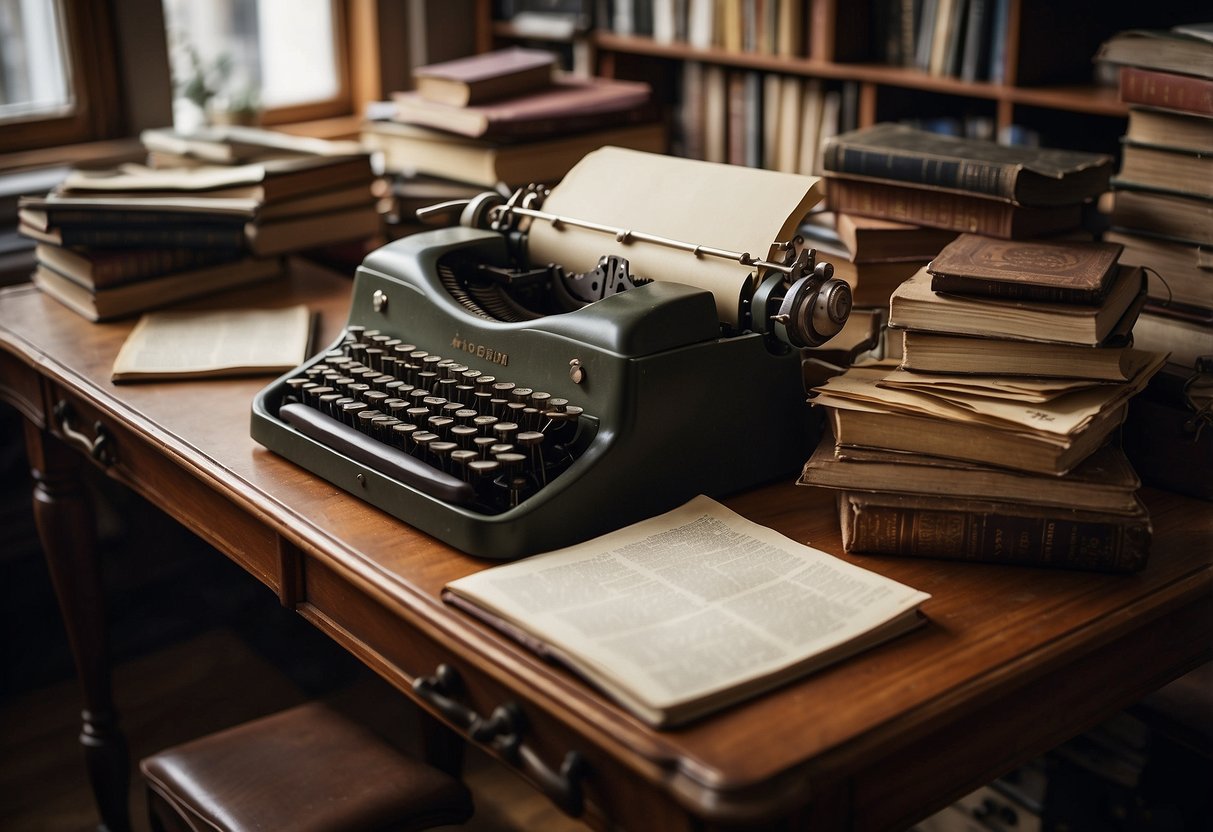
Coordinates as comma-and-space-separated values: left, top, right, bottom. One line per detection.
1119, 66, 1213, 117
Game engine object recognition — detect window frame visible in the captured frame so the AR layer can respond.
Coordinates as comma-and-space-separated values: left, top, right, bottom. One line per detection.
0, 0, 123, 155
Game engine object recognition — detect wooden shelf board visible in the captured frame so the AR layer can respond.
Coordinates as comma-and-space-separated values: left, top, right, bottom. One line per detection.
591, 33, 1128, 117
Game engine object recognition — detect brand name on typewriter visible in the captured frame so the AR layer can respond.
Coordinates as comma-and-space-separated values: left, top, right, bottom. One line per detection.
451, 334, 509, 367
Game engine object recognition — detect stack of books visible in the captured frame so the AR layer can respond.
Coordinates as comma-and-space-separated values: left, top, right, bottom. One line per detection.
17, 129, 380, 321
801, 234, 1166, 573
1096, 25, 1213, 370
820, 123, 1114, 239
799, 210, 958, 309
361, 47, 666, 190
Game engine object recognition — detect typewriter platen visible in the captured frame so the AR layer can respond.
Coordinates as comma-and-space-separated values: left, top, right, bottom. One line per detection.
251, 155, 852, 558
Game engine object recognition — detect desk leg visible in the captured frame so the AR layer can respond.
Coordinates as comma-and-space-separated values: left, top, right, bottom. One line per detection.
25, 422, 131, 832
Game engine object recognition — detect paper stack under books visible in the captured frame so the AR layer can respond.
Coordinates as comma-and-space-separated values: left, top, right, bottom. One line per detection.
18, 128, 380, 321
801, 233, 1166, 572
820, 123, 1114, 239
361, 47, 666, 191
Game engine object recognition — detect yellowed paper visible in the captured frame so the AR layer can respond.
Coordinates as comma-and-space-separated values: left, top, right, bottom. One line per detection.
111, 304, 311, 381
813, 358, 1164, 437
529, 147, 824, 326
879, 368, 1103, 403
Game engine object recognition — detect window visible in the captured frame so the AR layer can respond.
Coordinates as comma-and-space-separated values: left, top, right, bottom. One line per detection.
161, 0, 349, 129
0, 0, 122, 154
0, 0, 72, 123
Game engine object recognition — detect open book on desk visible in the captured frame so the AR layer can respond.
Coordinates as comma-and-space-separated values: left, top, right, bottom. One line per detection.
444, 496, 930, 727
111, 304, 313, 382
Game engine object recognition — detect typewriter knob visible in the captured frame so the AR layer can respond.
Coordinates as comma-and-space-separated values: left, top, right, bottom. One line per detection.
773, 273, 852, 349
460, 192, 506, 229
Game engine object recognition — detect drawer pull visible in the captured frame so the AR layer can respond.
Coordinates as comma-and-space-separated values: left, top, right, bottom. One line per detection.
414, 664, 589, 817
53, 401, 115, 466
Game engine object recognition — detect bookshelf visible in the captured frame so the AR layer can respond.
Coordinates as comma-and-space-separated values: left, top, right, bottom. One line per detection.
480, 0, 1199, 158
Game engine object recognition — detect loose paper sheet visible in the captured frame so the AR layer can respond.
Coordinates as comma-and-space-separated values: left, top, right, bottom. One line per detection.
111, 304, 312, 381
529, 147, 825, 327
812, 359, 1164, 437
445, 495, 928, 724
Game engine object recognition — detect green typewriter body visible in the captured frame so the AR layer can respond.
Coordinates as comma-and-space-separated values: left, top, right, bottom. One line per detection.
251, 191, 850, 558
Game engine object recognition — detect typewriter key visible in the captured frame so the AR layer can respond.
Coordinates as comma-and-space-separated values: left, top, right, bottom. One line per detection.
450, 425, 478, 449
391, 422, 417, 449
346, 325, 365, 342
340, 401, 367, 426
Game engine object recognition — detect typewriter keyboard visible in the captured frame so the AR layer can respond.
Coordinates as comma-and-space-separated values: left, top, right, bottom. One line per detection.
276, 326, 592, 514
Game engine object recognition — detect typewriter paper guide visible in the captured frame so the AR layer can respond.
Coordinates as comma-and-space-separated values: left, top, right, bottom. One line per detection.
530, 147, 825, 327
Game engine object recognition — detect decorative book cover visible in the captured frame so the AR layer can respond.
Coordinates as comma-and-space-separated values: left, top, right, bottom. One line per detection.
927, 234, 1124, 303
838, 490, 1152, 573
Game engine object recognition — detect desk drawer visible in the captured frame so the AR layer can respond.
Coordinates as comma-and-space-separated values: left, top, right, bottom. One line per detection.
0, 347, 45, 427
299, 555, 693, 832
45, 382, 283, 593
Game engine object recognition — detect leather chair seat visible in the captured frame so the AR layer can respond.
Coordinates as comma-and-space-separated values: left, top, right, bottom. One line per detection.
140, 702, 473, 832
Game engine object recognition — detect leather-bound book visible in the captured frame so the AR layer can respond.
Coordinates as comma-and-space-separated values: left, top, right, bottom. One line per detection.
413, 47, 554, 107
927, 234, 1124, 304
821, 123, 1113, 206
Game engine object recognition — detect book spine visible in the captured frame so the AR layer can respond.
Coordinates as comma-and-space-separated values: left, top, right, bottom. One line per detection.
1119, 67, 1213, 117
826, 178, 1016, 237
56, 225, 248, 250
929, 273, 1102, 304
822, 142, 1019, 201
91, 248, 243, 287
840, 497, 1150, 572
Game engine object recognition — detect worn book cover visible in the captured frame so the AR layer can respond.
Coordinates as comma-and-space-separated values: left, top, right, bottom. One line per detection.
1095, 27, 1213, 82
361, 120, 668, 188
804, 439, 1143, 515
413, 47, 555, 106
1119, 66, 1213, 117
1117, 142, 1213, 201
825, 177, 1084, 239
390, 76, 653, 140
1110, 187, 1213, 247
927, 234, 1124, 304
838, 490, 1152, 573
34, 257, 282, 322
33, 243, 245, 290
890, 266, 1147, 346
821, 123, 1113, 206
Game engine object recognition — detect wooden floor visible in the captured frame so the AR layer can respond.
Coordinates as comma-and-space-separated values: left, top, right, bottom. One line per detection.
0, 626, 589, 832
0, 429, 587, 832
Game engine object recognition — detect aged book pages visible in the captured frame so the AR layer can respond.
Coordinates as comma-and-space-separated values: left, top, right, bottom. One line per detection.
899, 330, 1158, 381
814, 362, 1163, 439
889, 267, 1146, 345
111, 303, 311, 381
444, 495, 929, 727
799, 438, 1143, 515
529, 147, 825, 328
34, 257, 281, 322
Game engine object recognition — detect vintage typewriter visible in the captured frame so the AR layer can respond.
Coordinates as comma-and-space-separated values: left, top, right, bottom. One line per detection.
252, 150, 852, 558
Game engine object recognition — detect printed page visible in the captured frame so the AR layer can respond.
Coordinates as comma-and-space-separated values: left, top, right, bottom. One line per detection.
111, 304, 311, 381
446, 496, 928, 722
528, 147, 825, 327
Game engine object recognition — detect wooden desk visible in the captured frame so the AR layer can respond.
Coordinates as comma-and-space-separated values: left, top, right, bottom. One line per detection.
2, 262, 1210, 832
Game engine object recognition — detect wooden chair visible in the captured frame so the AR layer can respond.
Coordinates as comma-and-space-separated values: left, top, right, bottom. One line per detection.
139, 701, 473, 832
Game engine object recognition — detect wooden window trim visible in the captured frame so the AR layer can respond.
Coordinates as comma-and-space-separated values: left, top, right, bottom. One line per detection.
0, 0, 124, 154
